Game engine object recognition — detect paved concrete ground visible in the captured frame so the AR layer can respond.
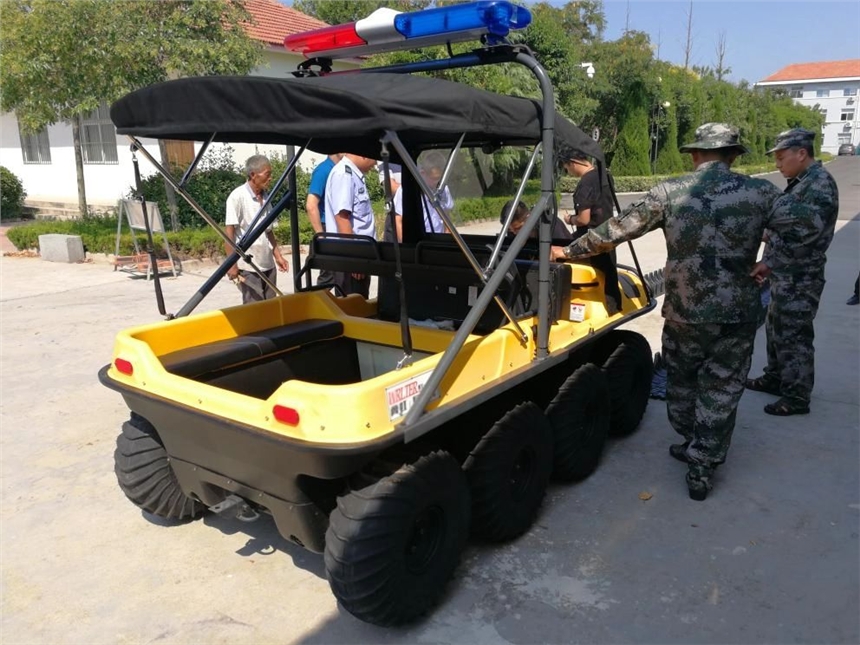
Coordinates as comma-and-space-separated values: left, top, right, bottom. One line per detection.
1, 159, 858, 644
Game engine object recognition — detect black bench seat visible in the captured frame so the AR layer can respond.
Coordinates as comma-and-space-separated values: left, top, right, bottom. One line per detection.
160, 319, 344, 379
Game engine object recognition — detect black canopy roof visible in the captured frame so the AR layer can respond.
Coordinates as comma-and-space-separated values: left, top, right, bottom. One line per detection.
110, 73, 603, 162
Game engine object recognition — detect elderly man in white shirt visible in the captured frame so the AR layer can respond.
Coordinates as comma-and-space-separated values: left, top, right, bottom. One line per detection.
224, 155, 288, 303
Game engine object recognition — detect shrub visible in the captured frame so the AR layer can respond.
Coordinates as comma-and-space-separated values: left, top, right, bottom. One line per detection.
610, 104, 652, 176
132, 145, 244, 230
1, 166, 27, 220
6, 213, 119, 252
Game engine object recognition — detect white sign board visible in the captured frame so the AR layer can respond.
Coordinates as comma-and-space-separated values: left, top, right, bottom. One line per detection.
386, 370, 435, 421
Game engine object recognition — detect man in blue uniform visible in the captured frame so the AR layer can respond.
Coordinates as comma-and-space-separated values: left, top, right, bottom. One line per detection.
324, 153, 377, 297
306, 153, 342, 286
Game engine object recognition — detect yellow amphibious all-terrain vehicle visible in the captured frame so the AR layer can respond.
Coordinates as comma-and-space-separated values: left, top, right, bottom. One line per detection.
100, 1, 662, 626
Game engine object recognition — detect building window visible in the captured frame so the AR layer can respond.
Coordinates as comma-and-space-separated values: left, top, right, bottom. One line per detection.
819, 108, 828, 120
816, 89, 830, 98
842, 109, 856, 121
80, 102, 118, 165
837, 133, 851, 145
788, 86, 803, 98
18, 123, 51, 164
844, 87, 858, 96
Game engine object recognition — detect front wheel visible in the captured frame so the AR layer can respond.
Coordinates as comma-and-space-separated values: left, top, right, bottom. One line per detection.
114, 414, 204, 521
324, 451, 470, 626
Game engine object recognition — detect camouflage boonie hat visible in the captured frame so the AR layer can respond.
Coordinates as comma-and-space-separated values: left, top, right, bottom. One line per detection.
766, 128, 816, 155
679, 122, 749, 154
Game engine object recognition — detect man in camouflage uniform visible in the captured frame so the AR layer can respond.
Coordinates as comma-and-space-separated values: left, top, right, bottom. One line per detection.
747, 129, 840, 415
551, 123, 787, 501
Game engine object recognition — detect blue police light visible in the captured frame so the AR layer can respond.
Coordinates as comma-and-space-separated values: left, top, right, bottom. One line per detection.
394, 1, 532, 40
284, 1, 532, 59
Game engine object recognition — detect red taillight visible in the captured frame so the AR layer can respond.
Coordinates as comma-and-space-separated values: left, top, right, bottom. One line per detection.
273, 405, 300, 425
114, 358, 134, 375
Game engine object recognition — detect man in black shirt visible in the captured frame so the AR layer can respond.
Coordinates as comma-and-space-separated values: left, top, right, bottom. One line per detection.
559, 148, 622, 313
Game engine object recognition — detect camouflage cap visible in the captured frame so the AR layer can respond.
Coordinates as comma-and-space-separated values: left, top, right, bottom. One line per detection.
766, 128, 816, 155
679, 122, 749, 154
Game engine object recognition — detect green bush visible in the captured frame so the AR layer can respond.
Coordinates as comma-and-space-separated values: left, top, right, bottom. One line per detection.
1, 166, 27, 220
132, 145, 244, 230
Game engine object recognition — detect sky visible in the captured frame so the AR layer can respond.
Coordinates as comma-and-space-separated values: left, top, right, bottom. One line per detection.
562, 0, 860, 84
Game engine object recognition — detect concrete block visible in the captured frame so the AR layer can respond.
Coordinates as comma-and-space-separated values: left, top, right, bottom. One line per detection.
38, 234, 85, 263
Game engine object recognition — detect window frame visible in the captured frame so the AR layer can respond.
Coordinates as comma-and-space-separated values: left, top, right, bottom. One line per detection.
843, 87, 858, 97
841, 109, 856, 121
18, 123, 51, 165
815, 89, 830, 98
80, 102, 119, 165
788, 86, 803, 98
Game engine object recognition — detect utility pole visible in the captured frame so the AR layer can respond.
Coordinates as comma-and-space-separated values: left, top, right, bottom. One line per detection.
683, 0, 694, 70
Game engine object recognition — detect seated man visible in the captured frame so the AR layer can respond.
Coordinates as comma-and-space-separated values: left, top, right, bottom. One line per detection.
500, 199, 573, 242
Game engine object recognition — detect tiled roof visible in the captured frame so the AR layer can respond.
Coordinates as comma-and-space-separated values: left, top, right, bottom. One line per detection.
241, 0, 328, 47
760, 59, 860, 83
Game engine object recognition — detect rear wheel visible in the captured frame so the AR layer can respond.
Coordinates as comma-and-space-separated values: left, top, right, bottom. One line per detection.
545, 363, 611, 481
114, 413, 204, 521
324, 451, 470, 626
591, 331, 653, 436
464, 402, 553, 542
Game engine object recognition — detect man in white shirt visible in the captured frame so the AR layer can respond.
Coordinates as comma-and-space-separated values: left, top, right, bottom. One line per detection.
324, 153, 377, 297
385, 152, 453, 242
224, 155, 288, 303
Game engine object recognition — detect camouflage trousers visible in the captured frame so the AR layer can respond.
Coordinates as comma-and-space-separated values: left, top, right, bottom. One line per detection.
662, 320, 757, 468
763, 271, 825, 403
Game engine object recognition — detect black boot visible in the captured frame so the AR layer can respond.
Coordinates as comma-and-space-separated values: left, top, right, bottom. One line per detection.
686, 463, 715, 501
669, 442, 690, 463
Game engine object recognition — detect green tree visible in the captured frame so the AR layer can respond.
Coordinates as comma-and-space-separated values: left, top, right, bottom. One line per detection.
611, 103, 651, 175
294, 0, 430, 25
0, 0, 262, 217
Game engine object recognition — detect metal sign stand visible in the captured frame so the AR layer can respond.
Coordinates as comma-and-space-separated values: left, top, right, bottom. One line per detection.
114, 199, 179, 280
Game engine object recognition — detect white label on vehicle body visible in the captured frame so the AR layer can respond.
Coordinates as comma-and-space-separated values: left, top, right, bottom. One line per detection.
570, 302, 586, 322
468, 285, 478, 306
386, 370, 435, 421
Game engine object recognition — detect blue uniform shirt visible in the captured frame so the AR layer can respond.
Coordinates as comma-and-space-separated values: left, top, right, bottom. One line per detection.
324, 157, 375, 239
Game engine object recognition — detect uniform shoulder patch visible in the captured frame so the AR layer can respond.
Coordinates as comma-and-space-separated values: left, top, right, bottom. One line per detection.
344, 165, 353, 175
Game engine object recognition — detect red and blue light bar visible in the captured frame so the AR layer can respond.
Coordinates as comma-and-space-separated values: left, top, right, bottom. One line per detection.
284, 1, 532, 60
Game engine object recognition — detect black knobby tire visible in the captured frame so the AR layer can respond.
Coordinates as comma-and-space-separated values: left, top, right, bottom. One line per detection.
545, 363, 611, 482
324, 451, 470, 626
114, 413, 204, 521
591, 330, 653, 436
463, 402, 553, 542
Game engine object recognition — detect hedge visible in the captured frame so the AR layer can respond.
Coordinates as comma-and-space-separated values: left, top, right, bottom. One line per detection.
1, 166, 27, 220
6, 154, 832, 257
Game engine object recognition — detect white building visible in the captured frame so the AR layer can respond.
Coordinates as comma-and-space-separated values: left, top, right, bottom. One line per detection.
756, 59, 860, 155
0, 0, 356, 215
